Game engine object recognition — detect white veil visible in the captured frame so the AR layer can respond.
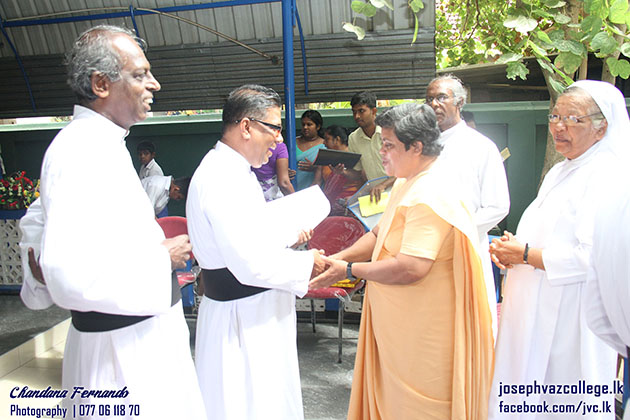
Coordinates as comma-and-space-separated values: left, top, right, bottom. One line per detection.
570, 79, 630, 159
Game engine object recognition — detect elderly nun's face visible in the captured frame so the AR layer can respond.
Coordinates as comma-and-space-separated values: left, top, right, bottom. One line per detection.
549, 93, 607, 160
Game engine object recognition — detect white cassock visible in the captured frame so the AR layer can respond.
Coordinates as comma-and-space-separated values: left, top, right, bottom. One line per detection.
19, 198, 54, 310
141, 175, 172, 215
489, 142, 618, 419
586, 173, 630, 420
39, 105, 206, 420
187, 141, 315, 420
435, 120, 510, 339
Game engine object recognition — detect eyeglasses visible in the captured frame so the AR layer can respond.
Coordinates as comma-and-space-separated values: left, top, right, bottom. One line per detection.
548, 113, 601, 126
425, 94, 452, 104
237, 117, 282, 135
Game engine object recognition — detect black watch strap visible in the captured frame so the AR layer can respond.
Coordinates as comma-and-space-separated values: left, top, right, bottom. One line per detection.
346, 262, 357, 280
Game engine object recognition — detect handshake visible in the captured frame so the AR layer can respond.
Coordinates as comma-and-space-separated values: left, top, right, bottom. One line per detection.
308, 250, 350, 290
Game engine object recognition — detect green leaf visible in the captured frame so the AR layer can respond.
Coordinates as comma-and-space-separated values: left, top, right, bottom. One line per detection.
537, 57, 556, 74
528, 39, 549, 56
351, 1, 377, 17
554, 52, 582, 74
552, 12, 571, 24
504, 15, 539, 34
620, 42, 630, 58
554, 40, 586, 56
409, 0, 424, 13
535, 30, 553, 45
343, 22, 366, 40
606, 57, 630, 78
370, 0, 394, 10
496, 52, 524, 64
548, 77, 567, 95
591, 32, 619, 55
610, 0, 629, 24
549, 29, 565, 42
411, 14, 419, 44
581, 16, 603, 35
543, 0, 566, 7
506, 61, 529, 80
585, 0, 609, 19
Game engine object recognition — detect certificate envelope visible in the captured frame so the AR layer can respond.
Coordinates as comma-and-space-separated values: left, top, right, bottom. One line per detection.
266, 186, 331, 246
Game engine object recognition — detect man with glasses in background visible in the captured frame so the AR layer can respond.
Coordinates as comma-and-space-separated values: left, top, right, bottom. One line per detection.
186, 84, 326, 420
425, 74, 510, 341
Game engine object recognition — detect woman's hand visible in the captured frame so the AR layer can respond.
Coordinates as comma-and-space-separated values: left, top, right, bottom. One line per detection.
309, 256, 348, 290
298, 158, 315, 172
330, 163, 345, 175
489, 231, 524, 270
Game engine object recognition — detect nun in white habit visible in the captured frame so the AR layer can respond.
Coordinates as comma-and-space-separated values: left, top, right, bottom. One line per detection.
488, 80, 626, 419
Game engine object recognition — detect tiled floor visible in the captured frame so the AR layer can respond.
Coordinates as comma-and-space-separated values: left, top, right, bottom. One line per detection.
0, 314, 358, 420
0, 319, 68, 418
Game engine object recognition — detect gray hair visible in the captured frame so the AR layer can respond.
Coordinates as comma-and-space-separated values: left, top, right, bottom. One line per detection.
375, 103, 443, 156
562, 86, 607, 130
65, 25, 147, 103
222, 84, 282, 133
429, 74, 467, 108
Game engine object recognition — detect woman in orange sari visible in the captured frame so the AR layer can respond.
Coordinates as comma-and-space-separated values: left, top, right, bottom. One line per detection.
310, 103, 494, 420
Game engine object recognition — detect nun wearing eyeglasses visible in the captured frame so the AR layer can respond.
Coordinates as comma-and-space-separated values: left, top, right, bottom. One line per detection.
488, 80, 627, 419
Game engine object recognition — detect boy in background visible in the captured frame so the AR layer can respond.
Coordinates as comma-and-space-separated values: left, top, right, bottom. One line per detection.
141, 175, 190, 217
137, 141, 164, 179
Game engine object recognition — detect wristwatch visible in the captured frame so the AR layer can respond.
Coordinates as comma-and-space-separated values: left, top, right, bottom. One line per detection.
346, 262, 357, 281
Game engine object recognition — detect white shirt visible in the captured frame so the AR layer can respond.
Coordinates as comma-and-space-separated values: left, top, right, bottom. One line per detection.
437, 120, 510, 239
187, 140, 314, 420
19, 198, 53, 310
40, 105, 173, 314
37, 105, 206, 420
435, 120, 510, 339
187, 140, 313, 294
141, 175, 172, 215
139, 158, 163, 179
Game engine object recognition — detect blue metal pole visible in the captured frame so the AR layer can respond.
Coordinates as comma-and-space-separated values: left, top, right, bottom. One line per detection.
281, 0, 297, 188
294, 7, 308, 96
0, 17, 36, 112
3, 0, 280, 28
624, 356, 629, 414
129, 6, 140, 37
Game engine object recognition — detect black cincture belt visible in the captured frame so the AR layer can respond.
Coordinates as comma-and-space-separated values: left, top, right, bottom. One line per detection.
202, 268, 269, 301
71, 271, 180, 333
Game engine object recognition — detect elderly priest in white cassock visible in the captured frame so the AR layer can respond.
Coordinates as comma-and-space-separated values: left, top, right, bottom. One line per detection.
187, 84, 328, 420
586, 171, 630, 420
37, 25, 206, 419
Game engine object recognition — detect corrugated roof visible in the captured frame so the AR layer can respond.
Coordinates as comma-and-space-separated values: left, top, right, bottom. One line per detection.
0, 1, 436, 117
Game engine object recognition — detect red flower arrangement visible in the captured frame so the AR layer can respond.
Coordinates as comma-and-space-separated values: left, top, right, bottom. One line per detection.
0, 171, 40, 210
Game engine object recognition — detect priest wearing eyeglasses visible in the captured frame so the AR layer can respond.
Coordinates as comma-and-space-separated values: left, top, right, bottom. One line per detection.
425, 74, 510, 341
186, 84, 327, 420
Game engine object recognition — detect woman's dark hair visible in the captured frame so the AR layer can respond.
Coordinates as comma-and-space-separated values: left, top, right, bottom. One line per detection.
375, 103, 443, 156
323, 125, 349, 146
301, 110, 324, 137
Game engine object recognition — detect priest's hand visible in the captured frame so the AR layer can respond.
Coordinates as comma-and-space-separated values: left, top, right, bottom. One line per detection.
163, 234, 192, 270
309, 256, 347, 290
28, 247, 46, 285
310, 249, 326, 279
